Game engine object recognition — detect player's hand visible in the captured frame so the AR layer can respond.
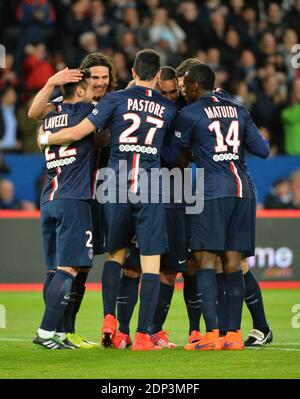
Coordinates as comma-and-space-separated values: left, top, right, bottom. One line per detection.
47, 68, 82, 87
37, 125, 51, 152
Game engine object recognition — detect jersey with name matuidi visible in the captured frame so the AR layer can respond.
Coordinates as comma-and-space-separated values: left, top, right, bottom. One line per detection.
174, 93, 265, 200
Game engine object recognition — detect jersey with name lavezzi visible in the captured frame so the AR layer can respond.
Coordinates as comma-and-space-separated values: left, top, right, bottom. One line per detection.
87, 86, 178, 193
41, 102, 95, 205
174, 93, 262, 200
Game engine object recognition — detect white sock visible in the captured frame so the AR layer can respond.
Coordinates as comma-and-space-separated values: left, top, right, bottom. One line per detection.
37, 328, 55, 339
55, 332, 66, 340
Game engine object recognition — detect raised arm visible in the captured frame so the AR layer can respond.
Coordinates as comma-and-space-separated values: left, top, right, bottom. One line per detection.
39, 118, 96, 146
28, 68, 83, 120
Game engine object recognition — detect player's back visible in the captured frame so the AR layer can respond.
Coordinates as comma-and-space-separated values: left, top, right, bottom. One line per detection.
182, 93, 260, 200
41, 102, 95, 204
108, 86, 177, 169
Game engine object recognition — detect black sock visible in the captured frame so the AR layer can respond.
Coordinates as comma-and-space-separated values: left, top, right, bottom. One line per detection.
244, 270, 269, 332
196, 269, 218, 331
216, 272, 228, 335
63, 271, 88, 333
137, 273, 160, 334
226, 270, 245, 331
150, 282, 174, 334
42, 271, 55, 304
102, 261, 121, 316
117, 274, 139, 335
183, 273, 202, 333
40, 270, 74, 332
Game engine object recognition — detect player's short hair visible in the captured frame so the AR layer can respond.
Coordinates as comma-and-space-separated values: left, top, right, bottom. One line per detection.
79, 52, 117, 92
176, 58, 202, 77
160, 66, 177, 82
61, 69, 91, 99
133, 49, 160, 81
185, 64, 215, 91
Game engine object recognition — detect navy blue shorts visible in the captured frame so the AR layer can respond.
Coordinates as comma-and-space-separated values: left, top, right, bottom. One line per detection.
104, 202, 168, 256
190, 197, 253, 254
40, 199, 93, 270
91, 199, 105, 255
124, 207, 187, 273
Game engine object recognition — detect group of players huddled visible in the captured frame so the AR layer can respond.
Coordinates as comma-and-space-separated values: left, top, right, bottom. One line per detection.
28, 49, 273, 351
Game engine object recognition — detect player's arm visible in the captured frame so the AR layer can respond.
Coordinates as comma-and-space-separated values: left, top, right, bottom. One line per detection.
244, 111, 270, 158
28, 68, 83, 120
39, 94, 116, 146
161, 109, 194, 166
39, 118, 96, 146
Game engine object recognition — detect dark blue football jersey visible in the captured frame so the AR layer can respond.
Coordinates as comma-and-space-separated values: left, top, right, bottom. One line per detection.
87, 86, 178, 194
41, 102, 95, 205
174, 93, 268, 200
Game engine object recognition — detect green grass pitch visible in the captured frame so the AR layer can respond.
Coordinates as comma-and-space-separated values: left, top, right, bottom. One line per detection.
0, 289, 299, 379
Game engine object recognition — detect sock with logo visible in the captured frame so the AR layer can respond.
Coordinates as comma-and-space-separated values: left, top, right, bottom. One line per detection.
117, 274, 140, 335
40, 269, 74, 332
216, 272, 228, 336
244, 270, 269, 332
226, 270, 245, 331
183, 273, 202, 333
196, 269, 218, 331
42, 270, 55, 304
150, 282, 175, 334
102, 261, 122, 316
137, 273, 160, 333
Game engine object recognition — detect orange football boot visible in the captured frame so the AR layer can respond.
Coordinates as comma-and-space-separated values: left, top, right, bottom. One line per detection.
101, 314, 118, 348
188, 330, 203, 344
112, 331, 132, 349
223, 330, 244, 350
150, 330, 177, 349
184, 330, 219, 351
215, 336, 226, 350
131, 332, 163, 351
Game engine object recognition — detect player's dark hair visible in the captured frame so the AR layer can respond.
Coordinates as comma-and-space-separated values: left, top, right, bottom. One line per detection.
185, 64, 215, 91
79, 52, 117, 92
133, 49, 160, 81
160, 66, 177, 82
176, 58, 202, 77
61, 69, 91, 99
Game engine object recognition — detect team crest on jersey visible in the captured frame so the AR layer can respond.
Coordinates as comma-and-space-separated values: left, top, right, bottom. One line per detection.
175, 130, 182, 138
88, 248, 94, 260
92, 109, 98, 115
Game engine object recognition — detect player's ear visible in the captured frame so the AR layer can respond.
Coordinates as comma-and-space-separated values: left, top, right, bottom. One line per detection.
132, 68, 137, 80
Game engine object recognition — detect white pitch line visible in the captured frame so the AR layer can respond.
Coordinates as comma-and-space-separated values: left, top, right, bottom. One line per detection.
0, 338, 28, 342
263, 347, 300, 352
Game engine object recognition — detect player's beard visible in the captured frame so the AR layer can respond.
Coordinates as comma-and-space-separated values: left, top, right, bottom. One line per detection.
93, 85, 108, 100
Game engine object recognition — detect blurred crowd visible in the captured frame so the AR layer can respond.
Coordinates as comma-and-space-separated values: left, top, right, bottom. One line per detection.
0, 0, 300, 155
0, 0, 300, 210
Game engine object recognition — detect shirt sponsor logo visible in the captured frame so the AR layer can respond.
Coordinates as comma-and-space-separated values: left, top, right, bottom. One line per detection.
46, 156, 76, 169
213, 153, 239, 162
119, 144, 158, 155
